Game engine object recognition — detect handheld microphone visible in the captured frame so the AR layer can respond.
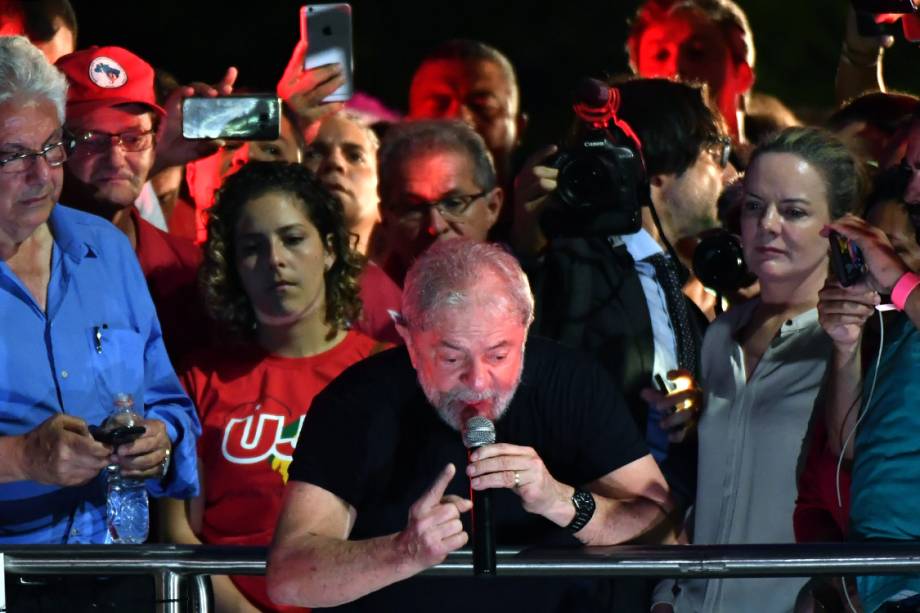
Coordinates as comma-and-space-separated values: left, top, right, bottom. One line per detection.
462, 415, 496, 577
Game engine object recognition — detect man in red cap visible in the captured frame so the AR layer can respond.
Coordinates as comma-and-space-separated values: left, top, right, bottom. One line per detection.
56, 45, 207, 364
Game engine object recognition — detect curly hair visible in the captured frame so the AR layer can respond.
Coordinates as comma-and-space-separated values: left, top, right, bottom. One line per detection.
200, 161, 364, 338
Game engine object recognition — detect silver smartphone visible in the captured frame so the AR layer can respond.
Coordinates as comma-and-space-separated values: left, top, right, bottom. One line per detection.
301, 3, 354, 102
181, 95, 281, 141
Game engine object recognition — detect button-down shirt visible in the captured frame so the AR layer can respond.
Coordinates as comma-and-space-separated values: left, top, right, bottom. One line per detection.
0, 205, 201, 544
618, 230, 679, 463
653, 299, 832, 612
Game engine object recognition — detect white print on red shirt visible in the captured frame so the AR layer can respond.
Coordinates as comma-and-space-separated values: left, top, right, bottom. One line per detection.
221, 411, 305, 465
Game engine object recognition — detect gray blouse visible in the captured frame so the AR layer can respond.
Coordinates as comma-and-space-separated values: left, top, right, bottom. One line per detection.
654, 299, 833, 612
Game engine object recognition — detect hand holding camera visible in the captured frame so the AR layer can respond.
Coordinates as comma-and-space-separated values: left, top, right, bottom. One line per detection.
510, 145, 558, 256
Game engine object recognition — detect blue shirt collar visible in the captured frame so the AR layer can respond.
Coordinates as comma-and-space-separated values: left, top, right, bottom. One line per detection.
48, 205, 93, 262
616, 228, 663, 262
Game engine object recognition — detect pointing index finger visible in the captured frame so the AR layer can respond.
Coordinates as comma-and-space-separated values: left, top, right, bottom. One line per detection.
419, 463, 456, 510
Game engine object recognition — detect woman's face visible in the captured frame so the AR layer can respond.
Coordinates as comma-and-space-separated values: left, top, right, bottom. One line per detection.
867, 199, 920, 274
234, 190, 333, 327
740, 152, 833, 285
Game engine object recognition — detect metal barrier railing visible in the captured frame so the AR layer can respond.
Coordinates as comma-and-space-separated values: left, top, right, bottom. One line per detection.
5, 543, 920, 612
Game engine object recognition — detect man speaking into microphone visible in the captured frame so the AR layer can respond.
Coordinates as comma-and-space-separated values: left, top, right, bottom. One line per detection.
268, 239, 675, 612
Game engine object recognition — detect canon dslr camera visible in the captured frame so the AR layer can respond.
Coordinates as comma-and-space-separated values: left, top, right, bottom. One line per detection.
541, 78, 648, 239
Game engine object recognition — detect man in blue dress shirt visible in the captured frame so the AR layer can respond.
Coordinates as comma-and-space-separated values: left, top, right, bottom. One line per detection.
0, 33, 200, 603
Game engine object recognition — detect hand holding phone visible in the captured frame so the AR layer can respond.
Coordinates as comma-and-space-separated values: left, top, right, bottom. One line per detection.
644, 370, 701, 444
654, 371, 697, 413
301, 4, 354, 103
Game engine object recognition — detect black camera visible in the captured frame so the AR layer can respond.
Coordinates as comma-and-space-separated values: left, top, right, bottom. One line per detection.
540, 79, 648, 239
692, 230, 757, 294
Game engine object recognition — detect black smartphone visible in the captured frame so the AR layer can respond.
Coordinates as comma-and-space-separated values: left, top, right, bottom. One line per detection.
654, 373, 675, 394
829, 230, 866, 287
301, 3, 354, 102
90, 425, 146, 446
181, 95, 281, 141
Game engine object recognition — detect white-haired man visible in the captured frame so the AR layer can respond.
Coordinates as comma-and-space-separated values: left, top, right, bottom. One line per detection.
267, 238, 674, 612
0, 34, 200, 609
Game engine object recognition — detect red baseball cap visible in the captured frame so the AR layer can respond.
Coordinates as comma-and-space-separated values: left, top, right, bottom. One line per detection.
55, 46, 166, 119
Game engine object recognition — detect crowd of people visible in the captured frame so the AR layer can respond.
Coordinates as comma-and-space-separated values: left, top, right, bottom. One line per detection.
1, 0, 919, 612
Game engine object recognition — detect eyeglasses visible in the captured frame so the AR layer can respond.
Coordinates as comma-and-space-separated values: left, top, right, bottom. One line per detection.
705, 136, 732, 169
0, 141, 68, 174
393, 190, 490, 223
70, 129, 156, 154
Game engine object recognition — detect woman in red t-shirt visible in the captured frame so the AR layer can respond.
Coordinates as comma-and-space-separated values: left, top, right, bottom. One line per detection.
161, 161, 383, 613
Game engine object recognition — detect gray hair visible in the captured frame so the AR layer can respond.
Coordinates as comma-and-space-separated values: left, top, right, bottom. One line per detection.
378, 119, 496, 208
401, 238, 534, 331
335, 110, 380, 151
0, 36, 68, 123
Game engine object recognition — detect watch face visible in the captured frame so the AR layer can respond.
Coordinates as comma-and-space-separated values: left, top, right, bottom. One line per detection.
568, 489, 596, 533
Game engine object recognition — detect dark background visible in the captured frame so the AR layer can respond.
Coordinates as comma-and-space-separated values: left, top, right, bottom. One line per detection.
70, 0, 920, 153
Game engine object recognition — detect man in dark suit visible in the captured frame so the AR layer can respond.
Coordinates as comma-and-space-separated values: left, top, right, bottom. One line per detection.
512, 76, 730, 517
511, 76, 728, 613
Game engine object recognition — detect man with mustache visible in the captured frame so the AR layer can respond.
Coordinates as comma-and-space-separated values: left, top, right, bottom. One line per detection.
55, 45, 206, 363
267, 238, 675, 613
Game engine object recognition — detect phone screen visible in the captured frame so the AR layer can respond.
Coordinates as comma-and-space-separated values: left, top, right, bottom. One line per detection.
182, 95, 281, 141
301, 3, 354, 102
828, 231, 866, 287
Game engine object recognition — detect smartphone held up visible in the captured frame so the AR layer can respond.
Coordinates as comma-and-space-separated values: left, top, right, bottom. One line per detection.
301, 3, 354, 102
181, 94, 281, 141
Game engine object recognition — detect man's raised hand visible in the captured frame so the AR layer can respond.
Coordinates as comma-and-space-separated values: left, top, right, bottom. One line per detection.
395, 463, 471, 570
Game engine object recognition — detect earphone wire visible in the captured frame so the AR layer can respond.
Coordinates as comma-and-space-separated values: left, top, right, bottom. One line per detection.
836, 308, 885, 613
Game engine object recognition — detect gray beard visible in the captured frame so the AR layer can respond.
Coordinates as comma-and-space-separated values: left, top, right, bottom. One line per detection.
418, 363, 524, 431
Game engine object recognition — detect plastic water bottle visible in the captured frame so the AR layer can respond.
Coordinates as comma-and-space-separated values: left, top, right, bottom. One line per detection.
103, 393, 149, 544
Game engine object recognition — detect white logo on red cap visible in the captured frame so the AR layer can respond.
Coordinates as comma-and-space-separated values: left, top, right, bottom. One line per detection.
88, 57, 127, 88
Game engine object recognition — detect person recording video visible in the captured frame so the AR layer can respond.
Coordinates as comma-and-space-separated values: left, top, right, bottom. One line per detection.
814, 109, 920, 613
511, 76, 731, 611
515, 77, 730, 503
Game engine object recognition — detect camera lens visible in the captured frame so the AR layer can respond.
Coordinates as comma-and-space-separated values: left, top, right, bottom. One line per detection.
557, 154, 617, 210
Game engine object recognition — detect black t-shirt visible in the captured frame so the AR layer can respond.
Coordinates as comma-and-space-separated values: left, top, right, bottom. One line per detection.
289, 335, 648, 612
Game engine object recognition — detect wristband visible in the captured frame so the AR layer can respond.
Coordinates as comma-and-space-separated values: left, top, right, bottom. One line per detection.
891, 271, 920, 311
